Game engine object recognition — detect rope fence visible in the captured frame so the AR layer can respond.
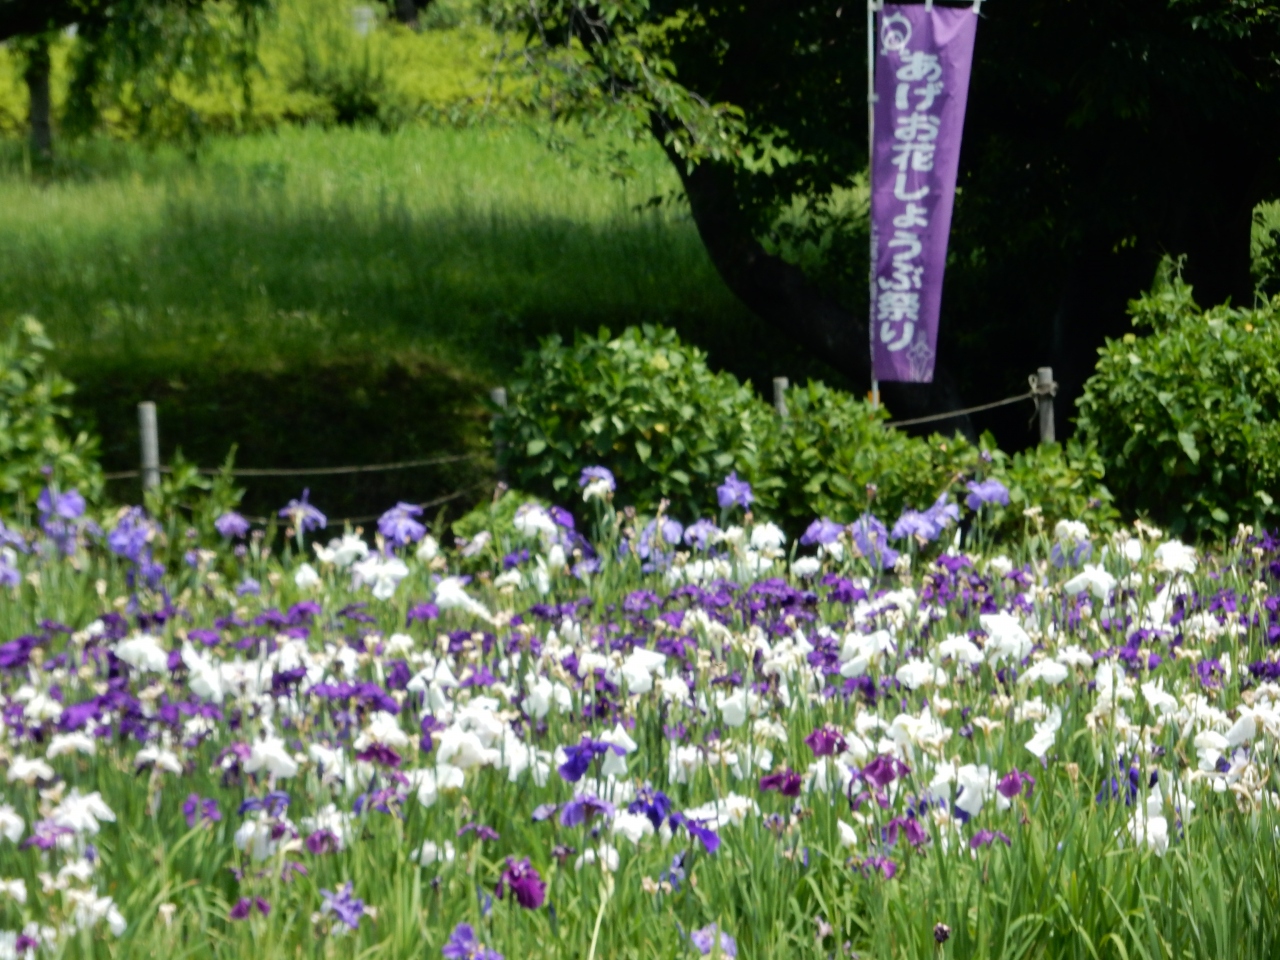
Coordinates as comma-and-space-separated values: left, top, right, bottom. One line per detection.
102, 452, 483, 483
115, 366, 1058, 508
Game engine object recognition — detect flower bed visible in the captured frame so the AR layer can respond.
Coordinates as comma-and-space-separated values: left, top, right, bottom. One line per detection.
0, 470, 1275, 959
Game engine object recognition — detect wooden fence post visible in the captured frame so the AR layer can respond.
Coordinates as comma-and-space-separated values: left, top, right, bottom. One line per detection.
490, 387, 508, 485
773, 377, 789, 419
1034, 367, 1056, 444
138, 402, 161, 492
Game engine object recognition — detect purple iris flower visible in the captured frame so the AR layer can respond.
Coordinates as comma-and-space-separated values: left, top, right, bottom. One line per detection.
891, 509, 940, 542
496, 857, 546, 909
683, 519, 720, 550
183, 794, 221, 828
548, 505, 575, 530
669, 812, 720, 853
558, 794, 615, 827
306, 829, 340, 854
969, 829, 1012, 850
230, 897, 270, 920
215, 511, 250, 539
279, 489, 326, 533
803, 725, 847, 757
759, 769, 802, 797
966, 478, 1010, 510
800, 517, 843, 546
22, 820, 74, 849
717, 472, 754, 510
442, 923, 503, 960
531, 803, 559, 822
578, 466, 616, 492
861, 755, 909, 790
236, 577, 261, 597
0, 520, 26, 553
690, 925, 737, 958
558, 737, 626, 782
378, 502, 425, 549
321, 882, 365, 929
38, 487, 85, 521
849, 513, 899, 569
457, 823, 500, 842
997, 768, 1036, 799
107, 508, 152, 563
628, 785, 673, 829
0, 555, 19, 589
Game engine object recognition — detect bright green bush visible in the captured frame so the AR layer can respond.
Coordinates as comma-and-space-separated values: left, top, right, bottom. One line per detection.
1077, 260, 1280, 538
772, 378, 966, 523
0, 317, 103, 511
504, 325, 1116, 536
501, 325, 780, 517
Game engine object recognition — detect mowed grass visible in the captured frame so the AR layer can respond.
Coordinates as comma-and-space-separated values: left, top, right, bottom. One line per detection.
0, 125, 840, 517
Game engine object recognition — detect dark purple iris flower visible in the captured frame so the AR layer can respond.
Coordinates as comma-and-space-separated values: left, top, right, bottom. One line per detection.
22, 820, 74, 849
496, 856, 546, 909
321, 882, 365, 929
442, 923, 503, 960
558, 737, 626, 782
669, 812, 721, 853
305, 829, 341, 855
760, 769, 802, 797
717, 472, 754, 510
278, 489, 326, 533
378, 502, 425, 549
559, 794, 615, 827
229, 897, 270, 920
861, 755, 909, 790
966, 478, 1010, 510
38, 487, 85, 521
457, 822, 500, 842
997, 768, 1036, 799
628, 785, 673, 829
215, 512, 250, 539
804, 725, 847, 757
883, 815, 928, 848
183, 793, 221, 828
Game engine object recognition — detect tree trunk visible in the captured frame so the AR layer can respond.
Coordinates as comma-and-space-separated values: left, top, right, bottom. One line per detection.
655, 134, 974, 438
23, 35, 52, 168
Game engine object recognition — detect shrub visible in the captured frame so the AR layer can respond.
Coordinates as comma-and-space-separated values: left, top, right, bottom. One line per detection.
504, 325, 1117, 538
500, 325, 779, 518
0, 317, 103, 512
772, 379, 969, 524
1076, 259, 1280, 538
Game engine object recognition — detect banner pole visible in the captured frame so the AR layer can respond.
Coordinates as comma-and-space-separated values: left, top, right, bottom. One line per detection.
867, 0, 880, 410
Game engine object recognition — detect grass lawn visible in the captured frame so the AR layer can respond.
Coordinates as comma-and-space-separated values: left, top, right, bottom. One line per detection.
0, 125, 843, 519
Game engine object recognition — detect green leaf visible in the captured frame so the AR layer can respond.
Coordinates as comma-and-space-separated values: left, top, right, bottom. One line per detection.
1177, 431, 1200, 464
635, 439, 651, 462
526, 439, 547, 456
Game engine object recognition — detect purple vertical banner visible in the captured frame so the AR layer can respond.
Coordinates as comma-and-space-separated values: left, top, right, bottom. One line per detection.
870, 4, 978, 383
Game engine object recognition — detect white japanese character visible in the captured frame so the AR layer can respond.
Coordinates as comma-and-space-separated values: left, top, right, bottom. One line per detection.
877, 291, 921, 323
891, 142, 936, 173
896, 51, 942, 83
913, 81, 945, 112
894, 173, 929, 202
894, 113, 939, 143
880, 320, 916, 352
878, 263, 923, 291
892, 203, 930, 229
887, 230, 922, 261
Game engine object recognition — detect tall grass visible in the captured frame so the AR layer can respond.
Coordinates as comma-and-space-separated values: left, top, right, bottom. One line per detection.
0, 125, 840, 516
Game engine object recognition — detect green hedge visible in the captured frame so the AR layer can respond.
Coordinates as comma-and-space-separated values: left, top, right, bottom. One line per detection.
1077, 260, 1280, 538
502, 325, 1117, 535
